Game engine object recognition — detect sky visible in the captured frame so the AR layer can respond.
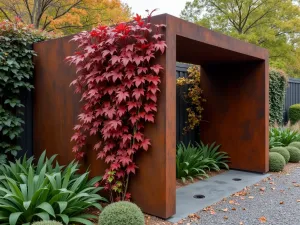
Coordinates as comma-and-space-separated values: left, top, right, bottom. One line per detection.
122, 0, 189, 17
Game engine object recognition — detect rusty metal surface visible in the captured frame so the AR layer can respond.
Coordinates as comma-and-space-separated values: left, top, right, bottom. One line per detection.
33, 14, 268, 219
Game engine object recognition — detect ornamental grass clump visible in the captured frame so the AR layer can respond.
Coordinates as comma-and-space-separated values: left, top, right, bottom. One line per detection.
269, 152, 285, 172
286, 145, 300, 163
176, 142, 229, 183
0, 151, 106, 225
270, 147, 290, 163
98, 201, 144, 225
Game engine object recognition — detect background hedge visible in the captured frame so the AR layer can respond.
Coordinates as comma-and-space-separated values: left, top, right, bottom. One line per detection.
269, 69, 288, 125
289, 104, 300, 124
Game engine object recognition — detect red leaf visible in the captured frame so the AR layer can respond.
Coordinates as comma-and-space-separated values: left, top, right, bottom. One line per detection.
148, 84, 160, 94
94, 141, 102, 150
144, 103, 157, 113
150, 64, 163, 75
107, 120, 122, 130
103, 107, 116, 119
122, 134, 132, 144
102, 50, 110, 57
127, 148, 135, 156
105, 155, 115, 163
134, 132, 143, 142
146, 92, 157, 102
137, 67, 148, 74
146, 75, 161, 85
153, 34, 163, 40
132, 88, 144, 100
116, 170, 125, 178
155, 41, 167, 54
116, 91, 129, 103
111, 55, 120, 65
141, 138, 151, 151
111, 162, 120, 170
145, 113, 155, 122
126, 44, 134, 52
97, 151, 106, 159
126, 163, 138, 174
111, 71, 123, 82
119, 156, 132, 167
133, 76, 145, 87
127, 101, 138, 111
133, 56, 144, 65
117, 105, 127, 117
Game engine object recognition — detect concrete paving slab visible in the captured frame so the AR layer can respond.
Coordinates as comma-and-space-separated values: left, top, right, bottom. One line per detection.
168, 170, 270, 223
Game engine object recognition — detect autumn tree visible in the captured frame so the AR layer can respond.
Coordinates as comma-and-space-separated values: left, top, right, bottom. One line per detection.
181, 0, 300, 77
0, 0, 131, 34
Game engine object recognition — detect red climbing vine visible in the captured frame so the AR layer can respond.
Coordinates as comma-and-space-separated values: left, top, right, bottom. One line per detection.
67, 10, 166, 201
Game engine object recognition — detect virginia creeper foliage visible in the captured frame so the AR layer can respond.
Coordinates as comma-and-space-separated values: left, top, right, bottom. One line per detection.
67, 11, 166, 201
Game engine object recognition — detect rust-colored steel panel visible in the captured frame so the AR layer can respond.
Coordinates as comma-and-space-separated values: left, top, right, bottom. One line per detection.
33, 14, 268, 219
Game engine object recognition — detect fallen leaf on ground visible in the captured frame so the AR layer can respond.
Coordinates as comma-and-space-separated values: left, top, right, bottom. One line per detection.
239, 222, 244, 225
260, 187, 266, 192
229, 200, 235, 204
280, 201, 284, 204
255, 183, 260, 186
221, 208, 228, 212
271, 187, 276, 190
259, 216, 267, 223
249, 196, 254, 199
242, 208, 246, 210
294, 184, 300, 187
223, 216, 228, 220
297, 200, 300, 202
232, 207, 236, 211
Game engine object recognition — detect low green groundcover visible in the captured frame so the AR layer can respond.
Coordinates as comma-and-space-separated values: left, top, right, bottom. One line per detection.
269, 152, 285, 172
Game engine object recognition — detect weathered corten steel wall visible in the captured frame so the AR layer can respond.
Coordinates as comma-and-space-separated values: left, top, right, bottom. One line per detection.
33, 14, 269, 219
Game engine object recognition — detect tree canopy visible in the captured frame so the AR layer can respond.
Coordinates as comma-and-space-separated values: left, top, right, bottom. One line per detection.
181, 0, 300, 77
0, 0, 131, 34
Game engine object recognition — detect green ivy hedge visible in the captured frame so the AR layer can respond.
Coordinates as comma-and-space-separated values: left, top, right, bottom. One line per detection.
0, 20, 51, 162
269, 69, 288, 125
289, 104, 300, 124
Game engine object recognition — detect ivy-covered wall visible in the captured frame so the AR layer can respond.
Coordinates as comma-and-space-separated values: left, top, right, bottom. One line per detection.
269, 69, 288, 125
0, 20, 50, 162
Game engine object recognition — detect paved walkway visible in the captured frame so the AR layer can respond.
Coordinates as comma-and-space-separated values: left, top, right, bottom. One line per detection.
178, 166, 300, 225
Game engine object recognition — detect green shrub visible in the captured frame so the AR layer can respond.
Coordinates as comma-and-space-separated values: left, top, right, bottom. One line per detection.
269, 152, 286, 172
176, 142, 229, 183
0, 20, 51, 163
32, 221, 63, 225
269, 137, 284, 149
98, 201, 144, 225
270, 147, 290, 163
289, 104, 300, 124
286, 145, 300, 162
0, 151, 106, 225
269, 127, 300, 146
269, 69, 288, 125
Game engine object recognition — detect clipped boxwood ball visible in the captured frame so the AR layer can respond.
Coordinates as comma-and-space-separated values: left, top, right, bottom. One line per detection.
270, 147, 290, 163
286, 146, 300, 163
269, 152, 285, 172
98, 201, 144, 225
289, 104, 300, 124
289, 141, 300, 149
32, 221, 63, 225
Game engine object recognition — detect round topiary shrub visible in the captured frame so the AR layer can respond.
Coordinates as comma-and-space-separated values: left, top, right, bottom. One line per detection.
98, 201, 144, 225
289, 104, 300, 124
269, 152, 286, 172
270, 147, 290, 163
286, 146, 300, 162
32, 221, 63, 225
289, 141, 300, 149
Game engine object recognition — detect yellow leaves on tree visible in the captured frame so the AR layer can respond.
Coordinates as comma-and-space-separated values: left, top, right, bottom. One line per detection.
0, 0, 131, 35
176, 65, 206, 134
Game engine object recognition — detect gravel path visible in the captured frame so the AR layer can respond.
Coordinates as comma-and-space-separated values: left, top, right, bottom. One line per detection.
175, 165, 300, 225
